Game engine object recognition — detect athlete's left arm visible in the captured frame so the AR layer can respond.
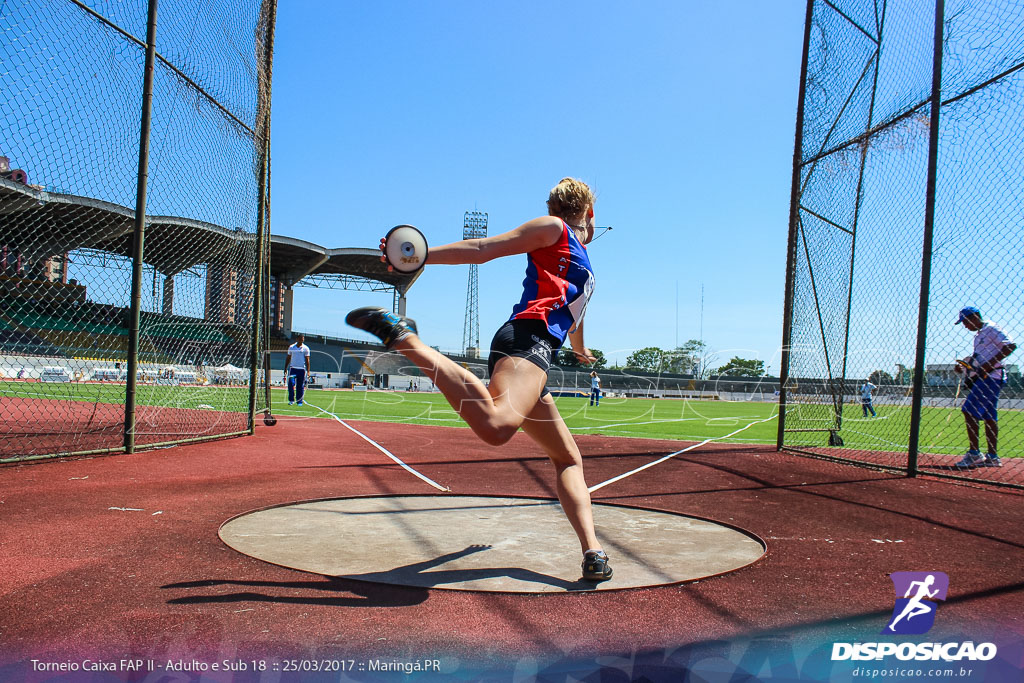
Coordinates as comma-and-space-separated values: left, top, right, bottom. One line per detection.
381, 216, 563, 268
568, 320, 596, 365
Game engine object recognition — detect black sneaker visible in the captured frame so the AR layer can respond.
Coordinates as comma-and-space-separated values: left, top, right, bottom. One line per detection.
581, 550, 613, 582
345, 307, 418, 349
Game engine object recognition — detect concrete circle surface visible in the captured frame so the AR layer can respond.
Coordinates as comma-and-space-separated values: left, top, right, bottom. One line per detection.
220, 495, 765, 593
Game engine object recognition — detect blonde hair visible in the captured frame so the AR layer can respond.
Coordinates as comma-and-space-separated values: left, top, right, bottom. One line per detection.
546, 177, 595, 221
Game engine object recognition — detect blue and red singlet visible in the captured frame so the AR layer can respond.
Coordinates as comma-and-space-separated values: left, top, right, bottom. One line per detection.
508, 221, 595, 345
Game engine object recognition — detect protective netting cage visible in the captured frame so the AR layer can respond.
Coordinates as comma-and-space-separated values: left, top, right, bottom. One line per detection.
1, 0, 276, 459
780, 0, 1024, 488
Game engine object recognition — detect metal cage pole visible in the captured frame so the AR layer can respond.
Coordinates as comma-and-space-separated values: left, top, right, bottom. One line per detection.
248, 0, 277, 431
124, 0, 159, 453
907, 0, 946, 476
258, 57, 274, 417
258, 164, 270, 411
248, 132, 270, 432
777, 0, 816, 450
263, 176, 273, 415
263, 3, 277, 420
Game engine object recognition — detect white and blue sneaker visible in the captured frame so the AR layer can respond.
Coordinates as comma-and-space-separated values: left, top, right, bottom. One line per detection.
346, 307, 419, 349
983, 453, 1002, 467
288, 400, 294, 405
955, 450, 985, 469
297, 400, 304, 406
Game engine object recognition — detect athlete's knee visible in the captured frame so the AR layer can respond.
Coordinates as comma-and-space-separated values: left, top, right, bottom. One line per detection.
476, 421, 518, 446
545, 448, 584, 471
462, 398, 525, 446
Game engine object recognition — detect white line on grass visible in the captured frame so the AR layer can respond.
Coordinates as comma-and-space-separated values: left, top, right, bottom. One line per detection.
304, 401, 450, 492
582, 431, 767, 443
569, 415, 767, 431
588, 414, 779, 493
844, 414, 891, 423
568, 416, 703, 431
277, 406, 462, 424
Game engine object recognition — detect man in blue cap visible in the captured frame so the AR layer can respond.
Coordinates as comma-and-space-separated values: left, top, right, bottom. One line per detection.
953, 307, 1016, 468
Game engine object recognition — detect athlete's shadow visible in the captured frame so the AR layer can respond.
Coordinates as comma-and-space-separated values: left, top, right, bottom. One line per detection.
162, 576, 427, 608
163, 544, 593, 606
344, 544, 596, 592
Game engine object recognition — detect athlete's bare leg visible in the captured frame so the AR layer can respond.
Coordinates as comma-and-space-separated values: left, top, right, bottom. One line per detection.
392, 335, 546, 446
518, 394, 602, 554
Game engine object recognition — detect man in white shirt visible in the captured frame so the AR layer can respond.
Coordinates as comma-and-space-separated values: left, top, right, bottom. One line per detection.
285, 333, 311, 406
589, 370, 601, 406
860, 380, 877, 417
953, 307, 1017, 468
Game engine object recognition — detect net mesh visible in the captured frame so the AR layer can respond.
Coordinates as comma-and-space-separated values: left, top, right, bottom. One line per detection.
783, 0, 1024, 487
1, 0, 274, 458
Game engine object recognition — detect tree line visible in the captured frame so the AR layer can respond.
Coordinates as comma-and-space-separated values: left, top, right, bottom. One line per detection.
556, 339, 766, 377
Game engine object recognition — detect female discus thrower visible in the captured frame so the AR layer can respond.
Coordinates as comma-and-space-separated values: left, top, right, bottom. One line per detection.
346, 178, 612, 581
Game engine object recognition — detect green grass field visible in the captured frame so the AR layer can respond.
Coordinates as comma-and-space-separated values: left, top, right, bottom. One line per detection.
268, 388, 1021, 458
273, 388, 781, 443
3, 381, 1019, 458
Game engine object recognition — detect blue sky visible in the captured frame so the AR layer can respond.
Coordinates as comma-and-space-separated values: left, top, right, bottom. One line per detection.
270, 2, 808, 373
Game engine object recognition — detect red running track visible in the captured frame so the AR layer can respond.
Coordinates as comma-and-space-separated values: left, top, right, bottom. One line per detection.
1, 416, 1022, 677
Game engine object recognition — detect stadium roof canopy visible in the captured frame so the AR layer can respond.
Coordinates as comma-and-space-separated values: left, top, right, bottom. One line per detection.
1, 178, 420, 291
1, 179, 249, 275
269, 235, 421, 290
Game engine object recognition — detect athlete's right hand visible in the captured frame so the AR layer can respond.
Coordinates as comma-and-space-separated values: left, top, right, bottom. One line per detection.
379, 237, 392, 272
573, 347, 597, 365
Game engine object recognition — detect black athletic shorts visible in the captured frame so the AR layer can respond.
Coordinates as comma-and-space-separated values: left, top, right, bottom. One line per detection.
487, 319, 561, 395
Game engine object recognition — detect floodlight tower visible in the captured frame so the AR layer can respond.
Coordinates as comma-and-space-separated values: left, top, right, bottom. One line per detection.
462, 211, 488, 357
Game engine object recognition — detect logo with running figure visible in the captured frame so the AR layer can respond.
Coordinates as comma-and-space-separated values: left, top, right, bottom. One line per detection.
884, 572, 949, 634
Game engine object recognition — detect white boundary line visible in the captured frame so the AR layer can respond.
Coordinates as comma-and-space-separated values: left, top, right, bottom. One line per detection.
569, 415, 767, 431
588, 414, 779, 493
304, 401, 450, 492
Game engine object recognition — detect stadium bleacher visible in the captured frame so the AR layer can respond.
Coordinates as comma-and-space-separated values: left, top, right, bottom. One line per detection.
0, 329, 65, 357
0, 293, 256, 367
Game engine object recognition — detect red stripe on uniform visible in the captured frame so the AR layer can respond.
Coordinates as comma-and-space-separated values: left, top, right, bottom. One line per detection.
512, 228, 570, 323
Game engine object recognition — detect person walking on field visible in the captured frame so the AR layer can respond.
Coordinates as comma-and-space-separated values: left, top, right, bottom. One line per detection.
347, 178, 612, 581
861, 380, 877, 417
285, 333, 311, 406
589, 370, 602, 407
953, 306, 1016, 469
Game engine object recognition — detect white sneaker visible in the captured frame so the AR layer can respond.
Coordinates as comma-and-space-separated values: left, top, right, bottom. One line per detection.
288, 401, 294, 405
983, 454, 1002, 467
955, 451, 985, 469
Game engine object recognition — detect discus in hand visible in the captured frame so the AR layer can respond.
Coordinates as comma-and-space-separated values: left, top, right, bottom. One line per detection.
383, 225, 428, 273
955, 357, 987, 378
955, 358, 979, 389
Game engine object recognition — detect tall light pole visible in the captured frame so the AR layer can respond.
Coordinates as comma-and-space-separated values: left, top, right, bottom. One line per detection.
463, 211, 487, 357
